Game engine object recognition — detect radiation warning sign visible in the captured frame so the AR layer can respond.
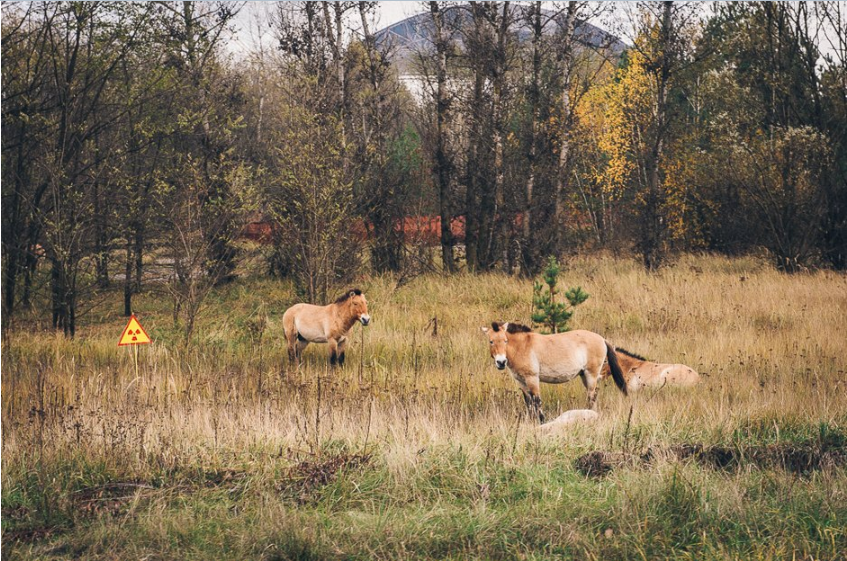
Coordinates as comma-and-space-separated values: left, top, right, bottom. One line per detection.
118, 315, 152, 346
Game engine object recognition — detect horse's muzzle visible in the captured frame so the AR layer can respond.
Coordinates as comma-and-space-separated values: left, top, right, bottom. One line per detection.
360, 315, 371, 326
495, 358, 507, 370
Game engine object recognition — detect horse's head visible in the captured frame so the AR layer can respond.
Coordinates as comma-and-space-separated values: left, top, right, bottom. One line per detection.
339, 289, 370, 326
480, 321, 510, 369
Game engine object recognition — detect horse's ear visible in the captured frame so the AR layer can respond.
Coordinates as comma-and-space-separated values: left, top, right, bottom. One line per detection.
349, 290, 356, 298
480, 327, 489, 334
502, 322, 509, 332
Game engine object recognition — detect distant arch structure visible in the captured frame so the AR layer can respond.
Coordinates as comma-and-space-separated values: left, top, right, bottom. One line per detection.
374, 4, 627, 101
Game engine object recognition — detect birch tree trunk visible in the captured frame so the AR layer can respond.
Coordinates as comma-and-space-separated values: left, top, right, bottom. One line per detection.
491, 2, 511, 271
643, 0, 673, 271
553, 2, 577, 255
521, 1, 542, 275
430, 1, 455, 272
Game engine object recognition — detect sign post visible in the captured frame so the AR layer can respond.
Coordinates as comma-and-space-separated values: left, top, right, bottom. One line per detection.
118, 314, 152, 380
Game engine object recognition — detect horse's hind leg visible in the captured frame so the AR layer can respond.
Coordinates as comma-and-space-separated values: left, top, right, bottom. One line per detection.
283, 312, 302, 369
286, 333, 307, 369
580, 369, 600, 411
295, 339, 308, 364
285, 330, 299, 368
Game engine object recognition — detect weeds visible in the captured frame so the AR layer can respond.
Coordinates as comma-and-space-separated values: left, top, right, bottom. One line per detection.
2, 255, 846, 559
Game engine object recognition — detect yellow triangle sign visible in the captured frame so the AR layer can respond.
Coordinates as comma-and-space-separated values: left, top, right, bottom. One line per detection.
118, 315, 152, 346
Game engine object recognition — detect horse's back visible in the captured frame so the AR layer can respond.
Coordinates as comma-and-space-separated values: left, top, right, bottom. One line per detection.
664, 364, 700, 387
631, 362, 700, 389
530, 330, 608, 382
282, 302, 327, 343
282, 302, 307, 325
283, 302, 323, 317
282, 302, 324, 327
562, 329, 605, 342
537, 329, 606, 350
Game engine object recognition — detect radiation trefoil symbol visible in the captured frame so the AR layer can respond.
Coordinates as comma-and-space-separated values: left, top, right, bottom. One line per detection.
118, 315, 152, 346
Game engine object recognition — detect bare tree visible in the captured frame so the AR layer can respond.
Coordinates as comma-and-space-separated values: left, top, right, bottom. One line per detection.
552, 2, 579, 257
321, 1, 358, 162
621, 1, 699, 270
161, 158, 252, 342
429, 1, 456, 272
2, 2, 156, 335
268, 116, 360, 302
518, 2, 543, 275
463, 1, 517, 271
490, 2, 513, 270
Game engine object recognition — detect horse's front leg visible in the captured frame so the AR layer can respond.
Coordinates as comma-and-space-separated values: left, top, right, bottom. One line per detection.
525, 376, 545, 423
328, 338, 340, 367
336, 336, 349, 367
514, 377, 535, 420
521, 389, 533, 410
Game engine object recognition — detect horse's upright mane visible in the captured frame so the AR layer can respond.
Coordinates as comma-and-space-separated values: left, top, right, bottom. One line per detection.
334, 288, 363, 304
491, 322, 533, 333
615, 347, 649, 361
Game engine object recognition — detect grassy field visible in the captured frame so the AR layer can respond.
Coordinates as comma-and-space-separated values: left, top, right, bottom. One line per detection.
2, 254, 847, 560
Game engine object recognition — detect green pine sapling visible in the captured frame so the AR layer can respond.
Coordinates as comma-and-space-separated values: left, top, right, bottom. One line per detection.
530, 256, 589, 333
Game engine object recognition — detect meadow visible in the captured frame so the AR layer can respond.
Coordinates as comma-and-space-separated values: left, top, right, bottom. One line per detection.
2, 254, 846, 560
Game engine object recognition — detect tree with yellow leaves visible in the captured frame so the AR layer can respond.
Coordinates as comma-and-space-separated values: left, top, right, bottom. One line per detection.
580, 2, 701, 268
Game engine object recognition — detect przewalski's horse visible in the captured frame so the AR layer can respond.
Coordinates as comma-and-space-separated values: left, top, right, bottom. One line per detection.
282, 289, 371, 367
481, 322, 627, 422
600, 348, 700, 392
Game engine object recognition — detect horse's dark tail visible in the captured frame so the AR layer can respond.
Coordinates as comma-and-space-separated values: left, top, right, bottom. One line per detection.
605, 341, 628, 395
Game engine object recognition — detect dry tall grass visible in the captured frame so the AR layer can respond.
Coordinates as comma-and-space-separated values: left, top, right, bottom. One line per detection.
3, 254, 846, 559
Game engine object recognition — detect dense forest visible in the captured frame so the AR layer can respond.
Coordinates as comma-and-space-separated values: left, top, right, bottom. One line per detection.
2, 1, 846, 337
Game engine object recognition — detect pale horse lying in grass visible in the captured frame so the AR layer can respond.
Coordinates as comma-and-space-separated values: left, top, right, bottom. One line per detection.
600, 347, 700, 392
481, 322, 628, 423
282, 288, 370, 367
538, 409, 600, 433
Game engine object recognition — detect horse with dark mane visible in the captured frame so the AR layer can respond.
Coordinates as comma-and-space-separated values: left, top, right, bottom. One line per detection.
481, 322, 627, 422
282, 289, 371, 367
600, 347, 700, 391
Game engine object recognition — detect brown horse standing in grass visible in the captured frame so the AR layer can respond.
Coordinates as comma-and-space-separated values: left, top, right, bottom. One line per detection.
481, 322, 627, 422
600, 348, 700, 391
283, 289, 371, 367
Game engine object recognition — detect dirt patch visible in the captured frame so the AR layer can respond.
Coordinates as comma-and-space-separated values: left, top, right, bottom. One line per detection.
67, 481, 157, 520
665, 443, 846, 473
278, 452, 372, 504
200, 469, 248, 488
575, 443, 846, 478
574, 451, 629, 478
2, 481, 156, 546
2, 524, 59, 544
